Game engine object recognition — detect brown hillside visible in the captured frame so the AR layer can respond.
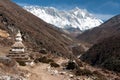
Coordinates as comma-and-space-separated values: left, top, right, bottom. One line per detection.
80, 35, 120, 72
0, 0, 74, 57
79, 14, 120, 72
77, 14, 120, 44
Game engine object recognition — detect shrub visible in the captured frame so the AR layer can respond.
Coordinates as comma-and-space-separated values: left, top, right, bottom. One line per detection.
38, 56, 54, 63
0, 57, 16, 67
39, 49, 47, 54
47, 59, 54, 63
50, 62, 60, 68
75, 69, 93, 76
93, 71, 107, 80
17, 61, 26, 66
34, 58, 39, 63
66, 61, 77, 70
102, 58, 120, 72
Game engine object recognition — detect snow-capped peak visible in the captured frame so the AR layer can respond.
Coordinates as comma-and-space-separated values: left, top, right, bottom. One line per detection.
24, 6, 103, 31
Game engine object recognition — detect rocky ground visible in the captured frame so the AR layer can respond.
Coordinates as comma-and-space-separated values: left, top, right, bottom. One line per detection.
0, 46, 10, 56
0, 58, 28, 80
19, 55, 120, 80
0, 56, 120, 80
0, 46, 120, 80
19, 57, 93, 80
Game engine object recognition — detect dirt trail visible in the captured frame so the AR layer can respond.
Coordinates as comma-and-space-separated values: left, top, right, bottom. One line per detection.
24, 63, 66, 80
19, 57, 120, 80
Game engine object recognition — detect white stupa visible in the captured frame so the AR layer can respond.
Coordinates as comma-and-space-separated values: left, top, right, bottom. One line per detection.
7, 31, 30, 62
11, 31, 25, 52
15, 30, 23, 42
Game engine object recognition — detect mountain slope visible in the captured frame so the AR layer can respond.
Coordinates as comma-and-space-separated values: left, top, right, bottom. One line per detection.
0, 0, 74, 57
77, 14, 120, 44
24, 6, 103, 32
80, 15, 120, 72
80, 35, 120, 72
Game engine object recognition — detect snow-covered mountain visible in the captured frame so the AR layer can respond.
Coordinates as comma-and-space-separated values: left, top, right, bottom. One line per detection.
24, 6, 103, 32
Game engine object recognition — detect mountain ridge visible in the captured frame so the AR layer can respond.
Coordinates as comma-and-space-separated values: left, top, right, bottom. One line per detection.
24, 6, 103, 32
77, 14, 120, 44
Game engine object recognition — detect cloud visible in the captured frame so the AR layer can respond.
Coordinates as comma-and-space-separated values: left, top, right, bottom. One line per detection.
93, 14, 114, 21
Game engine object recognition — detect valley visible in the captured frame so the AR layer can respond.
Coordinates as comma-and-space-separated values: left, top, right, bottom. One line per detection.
0, 0, 119, 80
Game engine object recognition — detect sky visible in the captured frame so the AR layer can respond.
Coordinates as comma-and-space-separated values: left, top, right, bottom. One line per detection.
12, 0, 120, 21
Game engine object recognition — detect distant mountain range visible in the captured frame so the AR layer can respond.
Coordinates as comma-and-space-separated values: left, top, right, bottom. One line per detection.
24, 6, 103, 33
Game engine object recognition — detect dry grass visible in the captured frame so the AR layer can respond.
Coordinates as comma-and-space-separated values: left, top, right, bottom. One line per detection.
0, 46, 10, 56
0, 0, 74, 58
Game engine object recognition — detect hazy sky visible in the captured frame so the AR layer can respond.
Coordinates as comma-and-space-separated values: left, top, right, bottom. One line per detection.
12, 0, 120, 21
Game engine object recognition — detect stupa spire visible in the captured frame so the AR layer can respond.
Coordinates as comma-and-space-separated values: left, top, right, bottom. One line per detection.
15, 30, 22, 42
